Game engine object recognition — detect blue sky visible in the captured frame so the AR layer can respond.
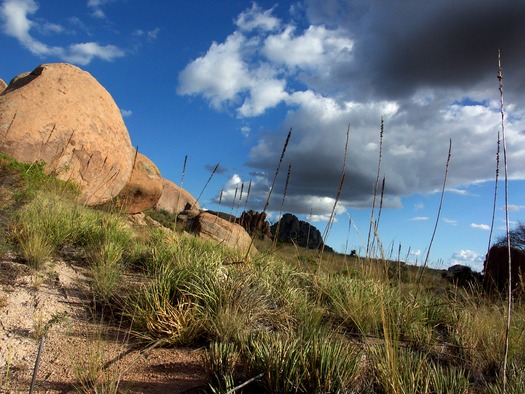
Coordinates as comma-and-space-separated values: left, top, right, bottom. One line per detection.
1, 0, 525, 271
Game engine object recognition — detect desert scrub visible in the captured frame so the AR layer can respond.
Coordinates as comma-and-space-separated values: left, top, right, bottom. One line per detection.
244, 328, 360, 393
204, 341, 241, 393
315, 273, 390, 336
128, 251, 294, 346
368, 345, 470, 394
450, 300, 525, 379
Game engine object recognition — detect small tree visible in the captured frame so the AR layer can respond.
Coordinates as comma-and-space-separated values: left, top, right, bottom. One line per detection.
495, 221, 525, 250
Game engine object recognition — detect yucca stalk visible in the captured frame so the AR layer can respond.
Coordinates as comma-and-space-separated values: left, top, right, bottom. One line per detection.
243, 180, 252, 213
181, 155, 188, 187
193, 162, 220, 208
319, 125, 350, 264
367, 118, 384, 258
273, 164, 292, 251
414, 138, 451, 294
229, 183, 239, 221
498, 49, 512, 393
235, 182, 245, 217
370, 176, 386, 256
244, 128, 292, 259
486, 133, 500, 264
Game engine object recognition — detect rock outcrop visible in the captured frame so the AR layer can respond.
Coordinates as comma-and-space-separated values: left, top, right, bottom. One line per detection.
239, 210, 272, 239
116, 152, 163, 214
0, 79, 6, 93
191, 212, 254, 253
444, 264, 482, 288
271, 213, 333, 252
0, 63, 134, 206
155, 178, 200, 214
483, 245, 525, 293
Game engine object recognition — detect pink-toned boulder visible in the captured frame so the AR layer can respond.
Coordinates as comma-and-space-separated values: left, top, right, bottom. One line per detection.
156, 178, 200, 214
117, 152, 163, 214
0, 63, 134, 205
192, 212, 256, 254
0, 79, 6, 94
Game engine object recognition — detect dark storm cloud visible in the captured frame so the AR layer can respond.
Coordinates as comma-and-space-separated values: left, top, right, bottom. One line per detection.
308, 0, 525, 100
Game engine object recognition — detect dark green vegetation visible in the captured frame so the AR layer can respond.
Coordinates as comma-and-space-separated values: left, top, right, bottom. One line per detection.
1, 153, 524, 393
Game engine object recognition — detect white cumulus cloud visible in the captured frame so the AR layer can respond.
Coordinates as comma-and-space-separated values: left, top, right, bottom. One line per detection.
449, 249, 485, 272
471, 223, 490, 231
0, 0, 125, 65
235, 3, 280, 32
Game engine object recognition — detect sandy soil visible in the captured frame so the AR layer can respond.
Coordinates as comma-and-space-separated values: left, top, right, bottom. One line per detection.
0, 254, 208, 393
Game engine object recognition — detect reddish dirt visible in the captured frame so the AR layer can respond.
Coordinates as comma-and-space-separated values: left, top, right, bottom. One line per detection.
0, 256, 208, 393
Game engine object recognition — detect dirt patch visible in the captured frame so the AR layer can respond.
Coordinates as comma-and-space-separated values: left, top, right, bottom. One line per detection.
0, 257, 207, 393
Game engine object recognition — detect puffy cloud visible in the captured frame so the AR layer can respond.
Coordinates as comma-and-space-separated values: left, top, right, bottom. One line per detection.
235, 3, 280, 32
63, 42, 124, 65
87, 0, 113, 19
449, 249, 485, 272
178, 32, 251, 109
0, 0, 125, 64
263, 25, 352, 70
120, 108, 132, 117
1, 0, 63, 56
471, 223, 491, 231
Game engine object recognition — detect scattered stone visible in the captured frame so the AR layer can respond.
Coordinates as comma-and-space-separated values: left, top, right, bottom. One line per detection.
0, 63, 134, 206
192, 211, 255, 254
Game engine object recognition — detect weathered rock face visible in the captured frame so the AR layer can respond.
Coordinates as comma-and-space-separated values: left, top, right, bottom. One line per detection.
155, 178, 200, 214
0, 63, 134, 206
271, 213, 333, 252
0, 79, 6, 93
116, 152, 163, 214
483, 245, 525, 293
192, 211, 254, 253
239, 210, 272, 239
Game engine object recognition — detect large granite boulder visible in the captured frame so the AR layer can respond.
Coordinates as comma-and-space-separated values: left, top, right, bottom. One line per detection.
271, 213, 333, 252
116, 152, 163, 214
483, 245, 525, 293
0, 79, 6, 94
155, 178, 199, 214
0, 63, 134, 206
192, 211, 255, 253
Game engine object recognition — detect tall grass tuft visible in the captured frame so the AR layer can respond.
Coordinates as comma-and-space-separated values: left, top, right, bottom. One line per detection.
246, 329, 360, 393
